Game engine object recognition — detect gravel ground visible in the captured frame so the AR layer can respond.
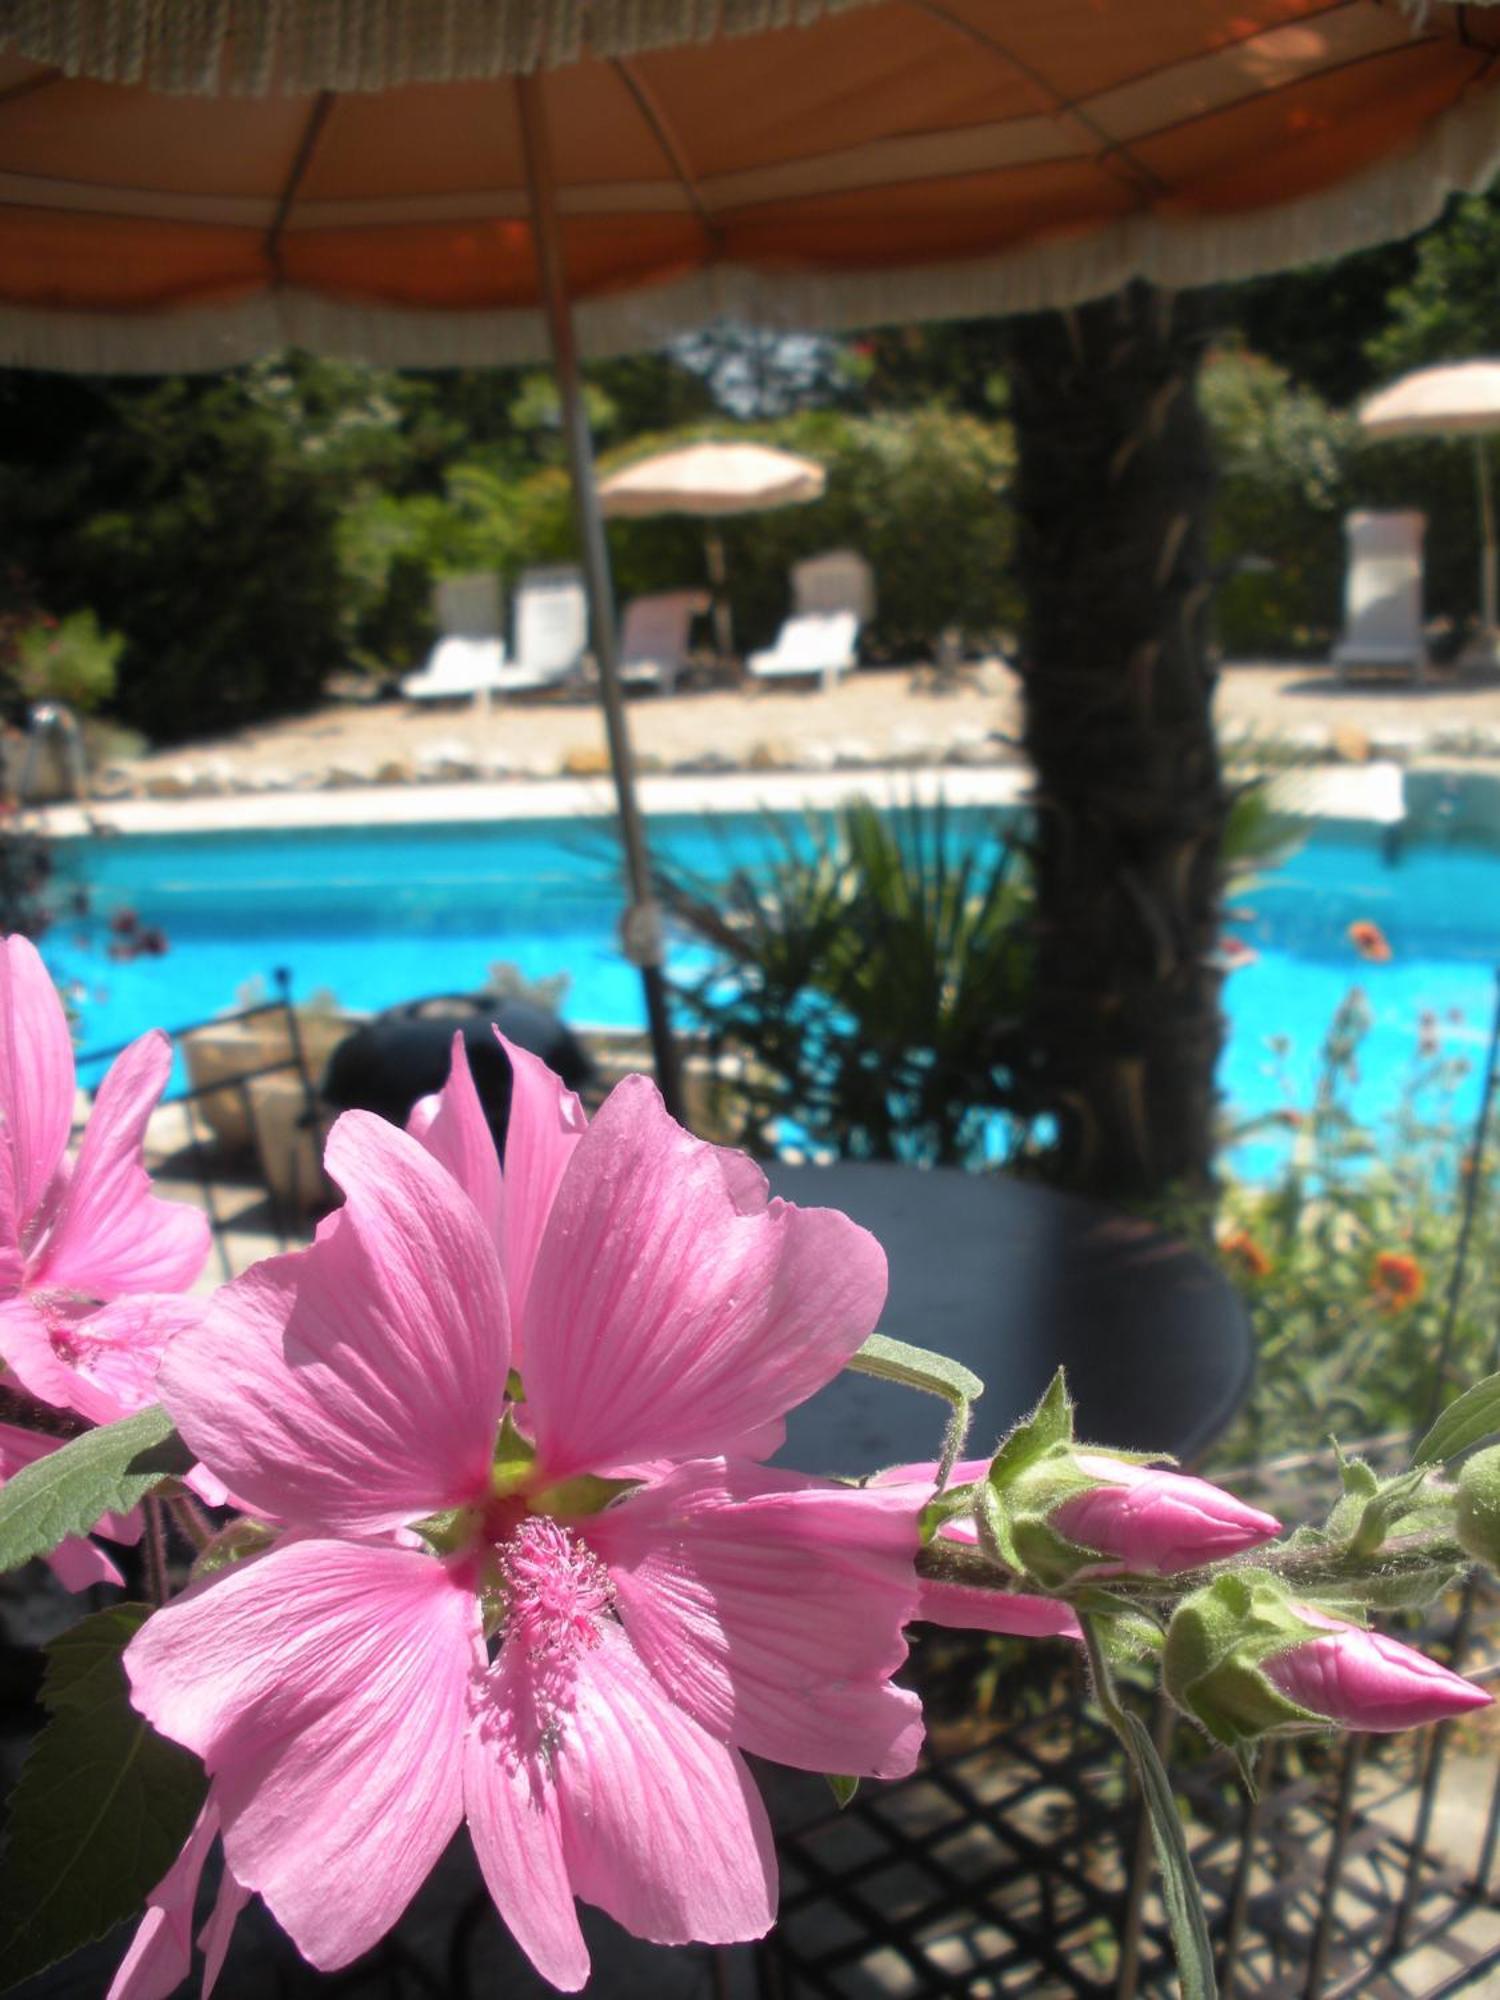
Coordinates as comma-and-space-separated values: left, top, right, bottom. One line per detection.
114, 655, 1500, 795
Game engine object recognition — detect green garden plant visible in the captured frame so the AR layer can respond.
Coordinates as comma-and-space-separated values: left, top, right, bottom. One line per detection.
657, 796, 1034, 1167
1215, 989, 1500, 1468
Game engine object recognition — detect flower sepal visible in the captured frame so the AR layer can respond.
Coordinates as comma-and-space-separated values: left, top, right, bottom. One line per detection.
1163, 1571, 1340, 1753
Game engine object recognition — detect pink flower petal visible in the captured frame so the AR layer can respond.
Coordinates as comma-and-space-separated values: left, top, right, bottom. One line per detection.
126, 1538, 477, 1971
47, 1530, 126, 1591
198, 1865, 250, 1996
408, 1034, 502, 1247
524, 1078, 887, 1480
915, 1580, 1083, 1641
1266, 1616, 1492, 1731
464, 1644, 591, 1993
30, 1031, 210, 1299
0, 1294, 79, 1411
1055, 1457, 1281, 1575
872, 1458, 994, 1491
105, 1799, 220, 2000
159, 1113, 511, 1534
13, 1294, 209, 1428
588, 1459, 923, 1778
494, 1033, 586, 1348
0, 935, 73, 1238
0, 1416, 63, 1478
558, 1623, 777, 1949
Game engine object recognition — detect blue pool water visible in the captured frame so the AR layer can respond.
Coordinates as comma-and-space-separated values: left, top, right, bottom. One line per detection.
39, 811, 1500, 1151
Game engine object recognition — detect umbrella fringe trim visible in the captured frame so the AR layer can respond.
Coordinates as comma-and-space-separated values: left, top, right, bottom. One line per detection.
2, 66, 1499, 376
0, 0, 877, 93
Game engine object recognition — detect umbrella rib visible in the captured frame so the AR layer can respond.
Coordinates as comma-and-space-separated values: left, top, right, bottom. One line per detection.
905, 0, 1168, 198
265, 89, 335, 283
611, 57, 719, 248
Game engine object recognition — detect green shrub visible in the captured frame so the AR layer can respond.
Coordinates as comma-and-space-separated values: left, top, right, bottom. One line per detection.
1212, 990, 1500, 1467
1201, 346, 1357, 657
12, 611, 123, 713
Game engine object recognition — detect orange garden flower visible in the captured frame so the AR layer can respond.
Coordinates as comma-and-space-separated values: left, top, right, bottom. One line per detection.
1347, 919, 1393, 964
1221, 1230, 1273, 1281
1371, 1251, 1425, 1313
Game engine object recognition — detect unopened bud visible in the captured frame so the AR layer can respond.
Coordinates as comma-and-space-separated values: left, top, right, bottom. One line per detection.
1165, 1573, 1489, 1752
1007, 1451, 1280, 1586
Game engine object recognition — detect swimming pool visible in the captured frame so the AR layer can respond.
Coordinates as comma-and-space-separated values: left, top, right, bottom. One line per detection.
40, 809, 1500, 1149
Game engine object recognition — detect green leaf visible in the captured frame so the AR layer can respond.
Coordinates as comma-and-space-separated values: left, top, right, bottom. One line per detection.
847, 1333, 983, 1491
1118, 1710, 1218, 2000
825, 1774, 859, 1810
0, 1604, 208, 1988
1413, 1374, 1500, 1468
988, 1369, 1075, 1491
847, 1332, 983, 1406
0, 1407, 192, 1575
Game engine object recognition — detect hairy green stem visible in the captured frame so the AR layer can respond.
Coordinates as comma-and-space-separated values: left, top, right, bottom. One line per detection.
142, 1496, 170, 1608
917, 1529, 1469, 1605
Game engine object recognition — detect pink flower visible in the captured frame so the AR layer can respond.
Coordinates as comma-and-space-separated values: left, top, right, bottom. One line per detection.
0, 935, 210, 1427
1050, 1455, 1280, 1576
125, 1041, 921, 1992
106, 1801, 247, 2000
1264, 1607, 1491, 1732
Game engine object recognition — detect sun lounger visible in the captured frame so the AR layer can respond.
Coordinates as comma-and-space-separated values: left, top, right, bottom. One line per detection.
495, 565, 590, 697
746, 610, 861, 691
401, 572, 508, 707
746, 548, 873, 691
792, 549, 876, 624
619, 590, 710, 696
1331, 510, 1427, 685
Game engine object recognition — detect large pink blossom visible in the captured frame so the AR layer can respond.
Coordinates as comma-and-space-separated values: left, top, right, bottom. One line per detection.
126, 1040, 921, 1991
0, 935, 211, 1427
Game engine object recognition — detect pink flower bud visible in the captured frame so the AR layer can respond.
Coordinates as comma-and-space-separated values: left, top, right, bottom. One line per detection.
1049, 1455, 1281, 1576
1263, 1607, 1491, 1732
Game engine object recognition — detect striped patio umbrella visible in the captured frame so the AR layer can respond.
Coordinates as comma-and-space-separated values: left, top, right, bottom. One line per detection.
2, 0, 1500, 1117
600, 442, 826, 660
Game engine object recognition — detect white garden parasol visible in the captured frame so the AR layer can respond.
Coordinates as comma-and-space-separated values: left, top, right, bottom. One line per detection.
599, 442, 826, 661
1360, 360, 1500, 663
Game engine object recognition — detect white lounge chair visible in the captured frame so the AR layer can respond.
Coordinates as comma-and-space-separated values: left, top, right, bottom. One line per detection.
619, 590, 709, 696
1332, 510, 1427, 685
401, 573, 508, 708
792, 548, 876, 624
747, 610, 860, 692
747, 548, 873, 691
495, 565, 590, 697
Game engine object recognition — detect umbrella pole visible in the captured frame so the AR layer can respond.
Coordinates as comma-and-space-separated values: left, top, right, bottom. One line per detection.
705, 525, 735, 662
1476, 436, 1499, 647
516, 75, 685, 1124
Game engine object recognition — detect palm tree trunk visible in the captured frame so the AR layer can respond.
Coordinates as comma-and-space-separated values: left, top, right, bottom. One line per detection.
1005, 282, 1226, 1201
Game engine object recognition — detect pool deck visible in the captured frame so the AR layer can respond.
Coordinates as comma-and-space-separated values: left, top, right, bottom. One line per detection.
37, 651, 1500, 836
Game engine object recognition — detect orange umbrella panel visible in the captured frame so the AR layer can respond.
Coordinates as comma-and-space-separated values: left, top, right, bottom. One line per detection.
1, 3, 1499, 370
